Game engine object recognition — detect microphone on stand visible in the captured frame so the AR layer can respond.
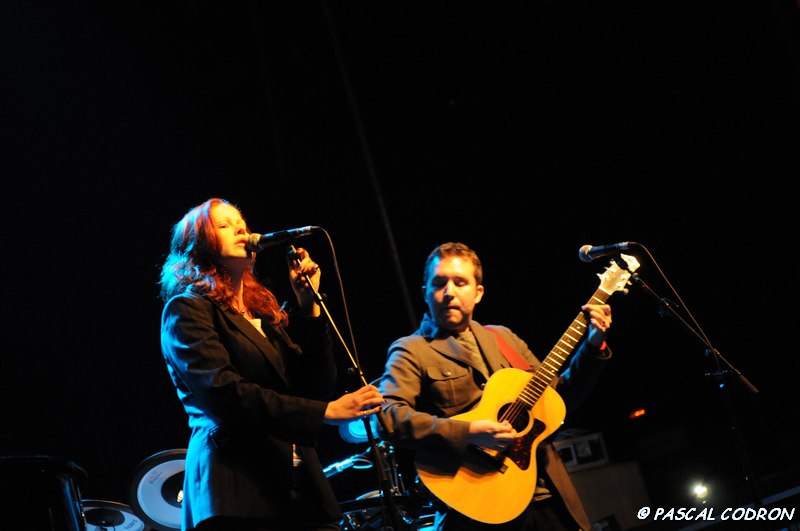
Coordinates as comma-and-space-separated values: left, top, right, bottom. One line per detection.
578, 242, 638, 262
323, 452, 372, 478
246, 226, 319, 252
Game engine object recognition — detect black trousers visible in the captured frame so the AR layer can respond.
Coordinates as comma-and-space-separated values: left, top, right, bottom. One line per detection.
194, 465, 341, 531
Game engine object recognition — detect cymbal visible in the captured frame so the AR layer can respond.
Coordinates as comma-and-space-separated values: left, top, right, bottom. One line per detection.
339, 494, 417, 513
86, 508, 123, 526
82, 500, 149, 531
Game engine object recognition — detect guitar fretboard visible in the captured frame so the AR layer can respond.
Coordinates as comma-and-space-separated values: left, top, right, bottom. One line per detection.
511, 287, 611, 414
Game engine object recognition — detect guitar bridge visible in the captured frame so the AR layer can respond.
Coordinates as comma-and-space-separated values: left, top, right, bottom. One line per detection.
469, 445, 508, 473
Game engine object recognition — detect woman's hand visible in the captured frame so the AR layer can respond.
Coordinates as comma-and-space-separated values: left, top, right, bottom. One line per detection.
323, 385, 385, 425
287, 246, 322, 316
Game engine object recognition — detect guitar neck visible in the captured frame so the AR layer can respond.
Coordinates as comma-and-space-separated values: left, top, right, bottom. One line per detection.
519, 287, 611, 407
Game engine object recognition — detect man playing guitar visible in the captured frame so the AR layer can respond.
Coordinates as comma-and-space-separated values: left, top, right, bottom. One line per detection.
377, 242, 621, 531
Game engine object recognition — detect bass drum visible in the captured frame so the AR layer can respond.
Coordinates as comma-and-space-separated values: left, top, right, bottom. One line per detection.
128, 449, 186, 531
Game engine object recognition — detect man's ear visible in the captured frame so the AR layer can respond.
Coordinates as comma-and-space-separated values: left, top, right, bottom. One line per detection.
420, 285, 426, 298
475, 284, 485, 304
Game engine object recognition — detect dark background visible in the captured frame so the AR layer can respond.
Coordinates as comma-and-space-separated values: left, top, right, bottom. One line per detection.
3, 0, 800, 527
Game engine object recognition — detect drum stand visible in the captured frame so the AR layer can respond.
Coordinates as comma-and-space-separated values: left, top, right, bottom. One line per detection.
289, 246, 407, 531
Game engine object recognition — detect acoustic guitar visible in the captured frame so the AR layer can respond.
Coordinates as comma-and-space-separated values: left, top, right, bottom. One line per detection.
415, 254, 640, 524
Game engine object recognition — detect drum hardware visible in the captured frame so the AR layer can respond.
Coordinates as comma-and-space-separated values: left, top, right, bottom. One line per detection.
332, 442, 435, 530
378, 441, 405, 496
0, 454, 87, 531
339, 492, 435, 531
128, 449, 186, 531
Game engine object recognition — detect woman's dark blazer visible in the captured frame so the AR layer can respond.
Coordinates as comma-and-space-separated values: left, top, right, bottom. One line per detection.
160, 292, 341, 529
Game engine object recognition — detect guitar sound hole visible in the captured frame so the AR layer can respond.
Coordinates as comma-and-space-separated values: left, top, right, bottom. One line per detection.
497, 403, 530, 433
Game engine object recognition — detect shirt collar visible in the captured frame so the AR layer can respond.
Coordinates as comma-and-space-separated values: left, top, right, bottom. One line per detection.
418, 312, 472, 340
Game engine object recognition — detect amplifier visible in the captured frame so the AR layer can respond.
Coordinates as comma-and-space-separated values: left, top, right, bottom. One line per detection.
552, 431, 609, 471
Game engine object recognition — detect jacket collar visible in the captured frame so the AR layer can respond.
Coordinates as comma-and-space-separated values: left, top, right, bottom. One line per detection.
417, 313, 512, 374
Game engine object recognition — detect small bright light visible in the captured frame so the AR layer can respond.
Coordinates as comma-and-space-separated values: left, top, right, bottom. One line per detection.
692, 483, 708, 499
628, 408, 646, 419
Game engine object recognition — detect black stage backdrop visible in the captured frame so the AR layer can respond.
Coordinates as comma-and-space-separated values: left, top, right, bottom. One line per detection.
3, 1, 799, 526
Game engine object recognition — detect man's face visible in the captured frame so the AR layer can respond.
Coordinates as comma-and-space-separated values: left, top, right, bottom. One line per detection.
424, 255, 484, 333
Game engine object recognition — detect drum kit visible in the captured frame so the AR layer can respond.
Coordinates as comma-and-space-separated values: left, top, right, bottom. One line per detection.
0, 418, 432, 531
0, 453, 182, 531
122, 442, 434, 531
122, 428, 435, 530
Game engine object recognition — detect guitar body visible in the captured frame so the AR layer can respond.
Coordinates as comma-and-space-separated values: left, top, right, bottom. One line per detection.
415, 367, 566, 524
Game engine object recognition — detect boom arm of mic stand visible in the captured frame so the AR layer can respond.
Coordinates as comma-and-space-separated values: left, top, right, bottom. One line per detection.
289, 246, 405, 530
623, 267, 758, 394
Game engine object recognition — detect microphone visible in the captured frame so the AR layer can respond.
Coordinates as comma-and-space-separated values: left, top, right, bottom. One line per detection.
578, 242, 638, 262
246, 226, 319, 252
322, 452, 372, 478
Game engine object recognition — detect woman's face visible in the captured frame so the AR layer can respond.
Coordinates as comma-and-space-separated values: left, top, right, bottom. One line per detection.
210, 203, 250, 267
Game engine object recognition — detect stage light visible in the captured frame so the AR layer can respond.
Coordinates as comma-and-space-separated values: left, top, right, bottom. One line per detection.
692, 482, 709, 501
628, 408, 646, 419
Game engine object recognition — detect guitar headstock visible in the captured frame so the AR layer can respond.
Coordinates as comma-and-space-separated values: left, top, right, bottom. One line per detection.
597, 253, 640, 295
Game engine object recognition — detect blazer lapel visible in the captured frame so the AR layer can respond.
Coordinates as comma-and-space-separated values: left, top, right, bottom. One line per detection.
221, 307, 291, 387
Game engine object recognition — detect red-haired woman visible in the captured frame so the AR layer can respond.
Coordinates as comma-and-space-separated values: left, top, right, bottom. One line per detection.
159, 198, 383, 531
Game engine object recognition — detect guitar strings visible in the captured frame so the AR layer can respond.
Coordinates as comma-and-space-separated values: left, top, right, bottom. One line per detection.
498, 311, 592, 429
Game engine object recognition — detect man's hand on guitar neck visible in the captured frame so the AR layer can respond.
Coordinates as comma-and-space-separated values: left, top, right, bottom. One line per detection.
582, 303, 612, 348
467, 419, 517, 450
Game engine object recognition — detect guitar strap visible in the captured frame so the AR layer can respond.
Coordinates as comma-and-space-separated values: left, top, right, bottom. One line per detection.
485, 326, 531, 371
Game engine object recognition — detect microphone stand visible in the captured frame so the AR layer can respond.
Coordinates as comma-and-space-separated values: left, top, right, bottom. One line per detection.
612, 257, 764, 517
288, 246, 407, 531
